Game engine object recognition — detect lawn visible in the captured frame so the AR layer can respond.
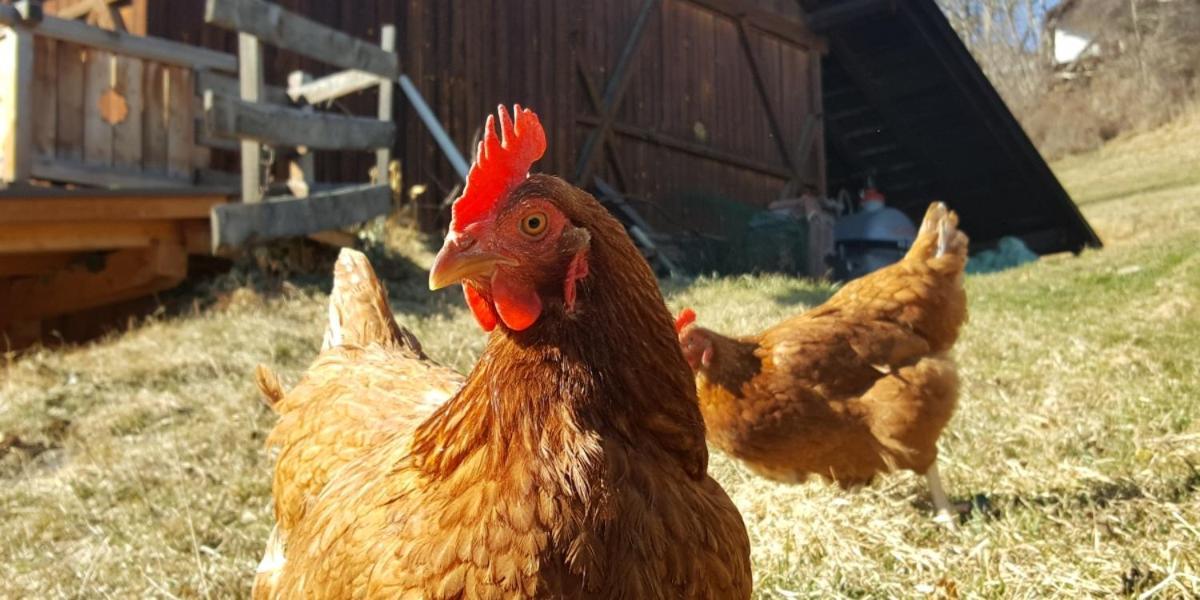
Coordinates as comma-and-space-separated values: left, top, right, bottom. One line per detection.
2, 115, 1198, 598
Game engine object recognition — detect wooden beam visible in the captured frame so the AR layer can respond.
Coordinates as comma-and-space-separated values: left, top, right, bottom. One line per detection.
204, 0, 399, 79
685, 0, 826, 51
0, 193, 227, 222
54, 0, 122, 20
822, 33, 944, 197
210, 183, 391, 253
237, 32, 263, 204
288, 69, 384, 105
307, 229, 357, 248
810, 52, 827, 196
779, 113, 820, 198
804, 0, 894, 33
195, 168, 241, 188
195, 68, 288, 105
0, 252, 77, 277
204, 91, 396, 151
284, 71, 315, 198
194, 122, 240, 152
375, 25, 395, 186
578, 115, 791, 179
0, 243, 188, 322
0, 25, 33, 184
0, 219, 181, 253
398, 74, 468, 179
821, 112, 872, 180
0, 7, 237, 72
856, 142, 902, 158
574, 0, 660, 185
31, 156, 197, 189
736, 17, 802, 184
84, 0, 128, 33
576, 60, 630, 191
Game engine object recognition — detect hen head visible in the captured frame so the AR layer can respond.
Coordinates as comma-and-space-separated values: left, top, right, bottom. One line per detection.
429, 105, 592, 332
675, 308, 714, 370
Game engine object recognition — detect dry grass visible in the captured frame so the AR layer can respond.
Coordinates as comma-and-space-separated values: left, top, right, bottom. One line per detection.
2, 124, 1199, 598
1053, 109, 1200, 210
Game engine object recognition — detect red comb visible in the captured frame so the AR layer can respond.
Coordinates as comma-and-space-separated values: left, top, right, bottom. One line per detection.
451, 104, 547, 233
675, 308, 697, 334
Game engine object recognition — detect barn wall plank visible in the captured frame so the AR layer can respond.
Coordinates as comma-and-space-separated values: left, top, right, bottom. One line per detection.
112, 55, 144, 170
145, 0, 820, 234
32, 37, 58, 160
142, 62, 168, 173
55, 41, 86, 162
82, 49, 113, 167
165, 65, 193, 178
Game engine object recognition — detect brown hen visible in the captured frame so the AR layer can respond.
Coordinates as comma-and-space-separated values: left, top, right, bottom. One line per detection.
677, 202, 968, 518
252, 249, 461, 598
252, 105, 751, 599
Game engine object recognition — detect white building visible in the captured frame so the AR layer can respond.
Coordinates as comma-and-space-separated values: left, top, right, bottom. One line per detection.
1053, 28, 1100, 64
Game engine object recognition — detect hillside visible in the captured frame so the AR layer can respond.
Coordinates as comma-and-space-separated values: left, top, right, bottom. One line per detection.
2, 115, 1198, 597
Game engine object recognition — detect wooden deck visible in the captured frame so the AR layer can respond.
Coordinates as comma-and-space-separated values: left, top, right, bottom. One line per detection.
0, 1, 403, 349
0, 189, 228, 347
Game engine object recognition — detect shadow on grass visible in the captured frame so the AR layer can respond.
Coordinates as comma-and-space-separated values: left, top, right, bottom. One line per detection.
918, 467, 1200, 524
1075, 174, 1200, 206
769, 286, 836, 310
659, 275, 836, 312
174, 240, 463, 321
6, 239, 465, 356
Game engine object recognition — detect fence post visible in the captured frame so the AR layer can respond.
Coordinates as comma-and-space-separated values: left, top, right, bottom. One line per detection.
0, 25, 33, 185
237, 31, 262, 203
375, 24, 395, 186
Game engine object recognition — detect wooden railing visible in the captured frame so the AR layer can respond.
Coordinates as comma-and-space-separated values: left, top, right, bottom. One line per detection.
0, 2, 236, 189
201, 0, 400, 254
2, 0, 467, 255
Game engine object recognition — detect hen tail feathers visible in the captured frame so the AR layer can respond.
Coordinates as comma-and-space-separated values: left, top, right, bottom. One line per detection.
908, 202, 968, 264
323, 249, 425, 357
254, 364, 285, 412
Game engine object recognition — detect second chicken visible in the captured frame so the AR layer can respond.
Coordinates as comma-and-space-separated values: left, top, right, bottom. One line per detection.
676, 202, 968, 519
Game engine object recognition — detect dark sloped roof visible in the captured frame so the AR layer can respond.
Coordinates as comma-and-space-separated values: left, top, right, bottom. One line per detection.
801, 0, 1100, 254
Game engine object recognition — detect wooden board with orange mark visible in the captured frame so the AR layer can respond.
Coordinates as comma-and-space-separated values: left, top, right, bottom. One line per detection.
18, 33, 213, 189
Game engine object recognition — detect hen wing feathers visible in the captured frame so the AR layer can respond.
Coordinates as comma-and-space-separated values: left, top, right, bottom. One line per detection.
253, 250, 462, 599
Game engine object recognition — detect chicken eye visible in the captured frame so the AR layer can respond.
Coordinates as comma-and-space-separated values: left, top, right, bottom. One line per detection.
520, 212, 548, 237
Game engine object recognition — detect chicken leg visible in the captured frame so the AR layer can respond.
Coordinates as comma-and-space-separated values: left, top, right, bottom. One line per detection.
925, 462, 957, 525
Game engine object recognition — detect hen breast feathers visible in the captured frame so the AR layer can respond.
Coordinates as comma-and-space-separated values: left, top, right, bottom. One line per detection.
692, 202, 968, 487
253, 179, 750, 599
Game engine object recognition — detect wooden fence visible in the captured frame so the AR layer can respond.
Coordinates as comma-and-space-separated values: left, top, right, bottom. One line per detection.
201, 0, 400, 253
0, 1, 234, 189
0, 0, 417, 346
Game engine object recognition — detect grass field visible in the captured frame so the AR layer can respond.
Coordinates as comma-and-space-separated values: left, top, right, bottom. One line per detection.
2, 114, 1198, 598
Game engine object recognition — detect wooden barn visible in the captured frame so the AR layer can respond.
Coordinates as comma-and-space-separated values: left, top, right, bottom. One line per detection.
126, 0, 828, 238
123, 0, 1095, 250
1, 0, 1099, 345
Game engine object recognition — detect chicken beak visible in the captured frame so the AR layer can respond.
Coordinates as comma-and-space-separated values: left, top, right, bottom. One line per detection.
428, 236, 516, 290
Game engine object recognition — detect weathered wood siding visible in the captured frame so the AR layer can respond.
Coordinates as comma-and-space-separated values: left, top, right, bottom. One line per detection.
144, 0, 823, 233
29, 36, 205, 186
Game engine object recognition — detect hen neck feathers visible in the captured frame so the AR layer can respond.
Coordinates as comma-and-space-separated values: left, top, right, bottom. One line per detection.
697, 332, 763, 399
412, 191, 708, 483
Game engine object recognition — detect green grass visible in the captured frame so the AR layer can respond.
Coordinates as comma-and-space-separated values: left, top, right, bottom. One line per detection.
2, 117, 1199, 598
